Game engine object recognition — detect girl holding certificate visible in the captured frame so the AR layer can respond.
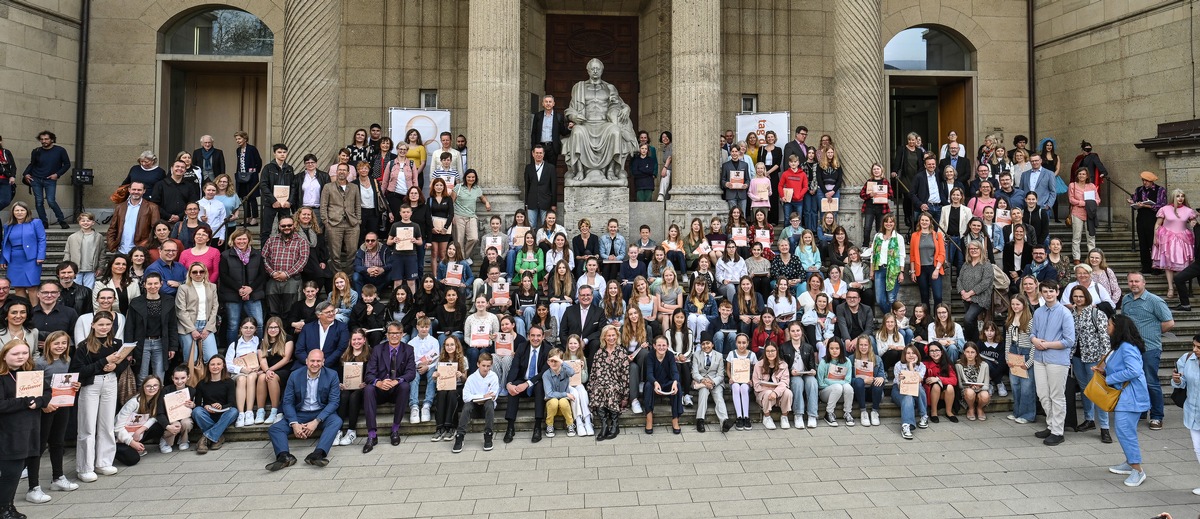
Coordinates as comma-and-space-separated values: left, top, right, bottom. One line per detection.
0, 339, 45, 515
817, 337, 854, 427
892, 345, 930, 439
724, 334, 757, 430
70, 311, 126, 481
29, 332, 79, 499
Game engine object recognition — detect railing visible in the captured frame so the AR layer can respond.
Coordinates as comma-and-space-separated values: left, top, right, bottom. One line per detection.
1103, 176, 1138, 252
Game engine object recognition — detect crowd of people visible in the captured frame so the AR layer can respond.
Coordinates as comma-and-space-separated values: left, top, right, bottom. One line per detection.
0, 121, 1198, 519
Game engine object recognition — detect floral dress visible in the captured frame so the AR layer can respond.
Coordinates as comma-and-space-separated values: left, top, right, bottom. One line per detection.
588, 346, 631, 412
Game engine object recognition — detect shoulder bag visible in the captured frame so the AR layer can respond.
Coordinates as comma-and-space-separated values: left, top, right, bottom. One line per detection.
1173, 353, 1190, 408
1083, 350, 1126, 412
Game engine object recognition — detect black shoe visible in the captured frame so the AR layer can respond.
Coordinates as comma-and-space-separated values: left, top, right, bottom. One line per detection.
1034, 429, 1052, 439
362, 436, 378, 454
721, 418, 735, 433
266, 452, 297, 471
672, 427, 681, 434
2, 504, 26, 519
503, 424, 515, 443
606, 412, 621, 439
390, 430, 402, 446
1100, 429, 1113, 444
304, 449, 329, 467
946, 415, 958, 423
452, 434, 464, 453
595, 410, 609, 442
1075, 420, 1096, 433
531, 427, 543, 443
57, 220, 69, 229
696, 419, 706, 433
644, 426, 654, 435
1043, 434, 1064, 446
483, 430, 494, 451
1173, 304, 1192, 312
929, 416, 940, 424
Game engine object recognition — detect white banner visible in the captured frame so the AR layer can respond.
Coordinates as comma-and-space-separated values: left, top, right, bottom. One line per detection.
389, 108, 451, 157
735, 112, 791, 147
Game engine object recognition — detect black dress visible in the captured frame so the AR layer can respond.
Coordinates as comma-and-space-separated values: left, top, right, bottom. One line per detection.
427, 196, 453, 243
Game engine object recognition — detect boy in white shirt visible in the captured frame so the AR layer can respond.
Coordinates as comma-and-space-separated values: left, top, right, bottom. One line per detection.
407, 318, 440, 423
454, 353, 499, 453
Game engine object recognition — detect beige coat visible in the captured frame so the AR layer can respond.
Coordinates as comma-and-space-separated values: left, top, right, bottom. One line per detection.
175, 282, 219, 334
320, 182, 362, 227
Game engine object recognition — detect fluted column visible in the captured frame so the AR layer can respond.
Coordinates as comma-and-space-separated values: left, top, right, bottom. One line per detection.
668, 0, 721, 195
833, 0, 886, 186
467, 0, 522, 190
281, 0, 341, 161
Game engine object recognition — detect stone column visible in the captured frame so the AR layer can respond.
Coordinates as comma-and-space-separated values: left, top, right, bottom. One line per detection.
833, 0, 886, 186
666, 0, 725, 221
281, 0, 341, 162
467, 0, 523, 195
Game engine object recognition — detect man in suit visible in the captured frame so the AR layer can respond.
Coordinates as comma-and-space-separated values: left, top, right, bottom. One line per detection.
320, 163, 362, 274
720, 146, 750, 213
1020, 154, 1057, 215
781, 125, 810, 169
559, 285, 604, 358
105, 181, 160, 254
266, 349, 342, 470
690, 338, 729, 433
193, 134, 226, 183
937, 142, 971, 186
361, 322, 417, 451
293, 302, 349, 369
910, 155, 949, 223
523, 144, 556, 227
530, 94, 573, 168
504, 324, 550, 443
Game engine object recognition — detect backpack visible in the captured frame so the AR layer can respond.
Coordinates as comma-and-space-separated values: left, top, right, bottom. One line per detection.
991, 264, 1010, 292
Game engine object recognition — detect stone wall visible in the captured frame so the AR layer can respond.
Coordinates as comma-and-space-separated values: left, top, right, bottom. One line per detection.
1033, 0, 1198, 199
637, 0, 671, 137
2, 0, 81, 210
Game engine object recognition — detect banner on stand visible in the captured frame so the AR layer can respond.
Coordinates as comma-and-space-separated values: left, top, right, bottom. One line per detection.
735, 112, 791, 147
389, 108, 451, 157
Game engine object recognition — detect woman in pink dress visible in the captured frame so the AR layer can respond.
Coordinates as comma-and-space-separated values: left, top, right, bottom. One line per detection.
1152, 189, 1198, 299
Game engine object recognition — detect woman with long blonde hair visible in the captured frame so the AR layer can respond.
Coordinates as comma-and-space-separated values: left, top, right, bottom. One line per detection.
256, 316, 293, 424
1152, 188, 1198, 299
327, 272, 359, 323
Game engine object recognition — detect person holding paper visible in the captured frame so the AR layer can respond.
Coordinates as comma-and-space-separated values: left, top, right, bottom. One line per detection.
0, 339, 46, 516
453, 353, 499, 453
892, 345, 930, 440
463, 295, 500, 373
361, 322, 416, 452
724, 334, 757, 430
426, 177, 454, 266
1004, 295, 1037, 423
156, 365, 194, 453
258, 144, 295, 238
192, 355, 237, 455
431, 336, 468, 443
69, 312, 127, 480
563, 335, 594, 436
334, 330, 370, 447
1067, 167, 1100, 262
720, 146, 750, 212
386, 204, 424, 293
436, 242, 474, 296
817, 338, 854, 427
751, 343, 793, 430
113, 376, 165, 466
777, 154, 808, 228
406, 317, 440, 423
29, 332, 79, 495
857, 164, 892, 245
265, 350, 342, 471
225, 317, 264, 428
850, 335, 885, 427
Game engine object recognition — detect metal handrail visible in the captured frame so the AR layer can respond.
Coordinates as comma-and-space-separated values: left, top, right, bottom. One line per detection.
1103, 176, 1137, 251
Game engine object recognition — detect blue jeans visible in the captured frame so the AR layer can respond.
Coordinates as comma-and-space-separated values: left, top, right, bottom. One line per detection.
891, 383, 928, 426
192, 407, 238, 442
946, 236, 964, 270
1071, 357, 1110, 428
803, 193, 821, 230
138, 338, 164, 384
410, 367, 436, 408
712, 330, 736, 355
1142, 348, 1164, 421
75, 272, 96, 290
527, 209, 548, 228
224, 300, 265, 347
268, 409, 342, 456
874, 268, 899, 313
1113, 410, 1143, 465
916, 266, 943, 309
180, 320, 218, 364
353, 272, 389, 293
790, 375, 818, 417
924, 203, 942, 224
782, 202, 804, 226
1009, 358, 1037, 421
30, 177, 65, 223
852, 377, 885, 411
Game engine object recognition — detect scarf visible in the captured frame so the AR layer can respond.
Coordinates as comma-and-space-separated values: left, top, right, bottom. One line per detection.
200, 148, 215, 172
235, 246, 251, 265
1029, 259, 1048, 276
872, 233, 902, 291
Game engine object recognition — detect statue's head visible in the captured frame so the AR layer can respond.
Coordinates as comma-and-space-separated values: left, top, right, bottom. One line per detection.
586, 58, 604, 79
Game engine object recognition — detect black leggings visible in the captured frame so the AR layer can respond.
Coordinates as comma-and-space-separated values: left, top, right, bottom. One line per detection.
114, 422, 165, 467
1, 458, 26, 506
339, 389, 364, 431
27, 409, 69, 488
434, 388, 462, 429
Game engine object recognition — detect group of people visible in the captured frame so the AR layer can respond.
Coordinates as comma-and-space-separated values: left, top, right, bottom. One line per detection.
0, 122, 1196, 519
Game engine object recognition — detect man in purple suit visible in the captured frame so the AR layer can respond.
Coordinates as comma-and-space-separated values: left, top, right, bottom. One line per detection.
361, 321, 417, 452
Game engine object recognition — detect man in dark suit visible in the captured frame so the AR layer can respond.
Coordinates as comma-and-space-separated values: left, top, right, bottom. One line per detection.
937, 142, 971, 186
361, 322, 417, 451
293, 302, 349, 369
504, 325, 550, 443
266, 349, 342, 470
910, 156, 949, 223
530, 94, 573, 168
523, 145, 556, 227
558, 285, 604, 358
193, 135, 226, 183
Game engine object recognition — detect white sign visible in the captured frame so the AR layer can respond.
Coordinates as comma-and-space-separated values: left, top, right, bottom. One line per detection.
735, 112, 791, 149
389, 108, 452, 158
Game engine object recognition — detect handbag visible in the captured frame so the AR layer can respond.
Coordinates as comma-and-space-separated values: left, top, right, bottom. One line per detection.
110, 184, 130, 204
1083, 351, 1126, 412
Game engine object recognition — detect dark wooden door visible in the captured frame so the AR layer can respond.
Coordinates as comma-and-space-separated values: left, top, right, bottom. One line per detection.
545, 15, 639, 202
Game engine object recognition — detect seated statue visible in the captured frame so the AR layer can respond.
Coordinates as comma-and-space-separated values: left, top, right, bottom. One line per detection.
562, 58, 639, 182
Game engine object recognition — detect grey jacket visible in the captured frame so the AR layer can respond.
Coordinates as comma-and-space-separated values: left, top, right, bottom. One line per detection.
691, 349, 725, 388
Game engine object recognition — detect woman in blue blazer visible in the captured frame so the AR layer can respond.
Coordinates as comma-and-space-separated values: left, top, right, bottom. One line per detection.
1100, 315, 1151, 487
1, 202, 46, 299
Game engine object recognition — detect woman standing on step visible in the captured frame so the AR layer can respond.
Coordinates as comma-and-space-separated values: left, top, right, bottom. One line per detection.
1, 202, 46, 300
1153, 189, 1197, 300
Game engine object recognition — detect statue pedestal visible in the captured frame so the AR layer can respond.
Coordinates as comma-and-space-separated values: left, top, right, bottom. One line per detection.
563, 182, 630, 236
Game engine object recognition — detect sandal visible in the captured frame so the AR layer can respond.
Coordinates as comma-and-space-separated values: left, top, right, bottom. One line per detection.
1168, 288, 1176, 299
966, 412, 976, 421
979, 413, 987, 421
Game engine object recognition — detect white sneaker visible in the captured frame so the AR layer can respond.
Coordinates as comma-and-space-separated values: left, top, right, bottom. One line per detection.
410, 406, 420, 424
545, 424, 556, 438
871, 410, 880, 426
844, 412, 856, 427
631, 400, 644, 414
254, 408, 266, 424
159, 439, 173, 454
824, 413, 839, 427
997, 383, 1008, 397
421, 405, 432, 423
25, 486, 50, 504
235, 412, 247, 428
584, 418, 595, 436
683, 395, 694, 407
1014, 417, 1030, 424
265, 408, 278, 424
763, 416, 776, 430
51, 476, 78, 491
567, 424, 577, 437
1192, 488, 1200, 496
178, 441, 190, 451
1006, 414, 1016, 421
333, 431, 344, 446
77, 472, 98, 483
794, 416, 806, 429
807, 416, 817, 429
342, 430, 356, 446
860, 411, 871, 427
21, 468, 27, 479
901, 424, 913, 439
270, 410, 283, 424
780, 416, 791, 429
95, 466, 118, 476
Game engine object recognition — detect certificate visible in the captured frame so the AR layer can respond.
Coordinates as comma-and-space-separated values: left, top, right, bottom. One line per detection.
821, 197, 840, 213
730, 169, 745, 188
854, 360, 875, 378
566, 360, 583, 387
995, 209, 1011, 225
692, 241, 712, 255
343, 362, 364, 388
115, 343, 137, 361
49, 373, 78, 407
432, 216, 449, 233
436, 363, 458, 391
899, 370, 921, 396
869, 182, 888, 204
781, 187, 794, 203
754, 229, 772, 247
395, 227, 414, 251
495, 332, 515, 355
511, 226, 530, 247
828, 364, 848, 381
1007, 353, 1029, 379
710, 240, 726, 252
164, 389, 192, 422
124, 413, 150, 433
470, 323, 491, 348
273, 185, 290, 201
1083, 190, 1096, 201
445, 263, 465, 286
491, 281, 511, 306
233, 351, 259, 372
15, 371, 43, 398
730, 358, 751, 384
731, 227, 748, 247
483, 236, 503, 252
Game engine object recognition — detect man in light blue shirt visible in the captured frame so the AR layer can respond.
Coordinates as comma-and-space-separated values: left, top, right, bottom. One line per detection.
119, 183, 147, 254
1031, 281, 1075, 445
1121, 272, 1174, 429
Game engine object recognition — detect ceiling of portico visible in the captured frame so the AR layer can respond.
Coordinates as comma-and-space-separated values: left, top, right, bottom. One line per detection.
537, 0, 656, 15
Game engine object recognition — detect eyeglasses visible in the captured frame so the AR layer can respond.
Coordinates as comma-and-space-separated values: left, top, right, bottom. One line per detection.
279, 224, 294, 229
387, 331, 404, 335
364, 239, 376, 243
162, 249, 178, 254
40, 291, 59, 296
144, 384, 160, 389
191, 271, 204, 275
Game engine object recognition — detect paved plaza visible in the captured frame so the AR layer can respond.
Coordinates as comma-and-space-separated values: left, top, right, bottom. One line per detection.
21, 407, 1200, 519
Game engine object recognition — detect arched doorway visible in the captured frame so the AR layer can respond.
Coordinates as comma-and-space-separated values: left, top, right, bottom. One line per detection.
158, 8, 274, 160
884, 26, 976, 164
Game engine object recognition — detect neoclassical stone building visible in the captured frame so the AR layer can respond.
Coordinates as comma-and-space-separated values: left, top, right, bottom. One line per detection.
3, 0, 1196, 222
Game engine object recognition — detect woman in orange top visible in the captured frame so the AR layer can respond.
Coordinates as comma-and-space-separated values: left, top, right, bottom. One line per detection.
909, 211, 946, 310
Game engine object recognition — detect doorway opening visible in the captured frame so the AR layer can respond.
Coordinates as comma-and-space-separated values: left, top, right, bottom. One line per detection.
884, 26, 976, 164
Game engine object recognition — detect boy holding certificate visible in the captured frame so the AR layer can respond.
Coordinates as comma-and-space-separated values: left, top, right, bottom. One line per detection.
386, 205, 424, 292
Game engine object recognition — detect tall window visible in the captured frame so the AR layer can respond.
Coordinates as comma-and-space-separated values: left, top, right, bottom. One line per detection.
884, 27, 972, 71
164, 9, 273, 56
